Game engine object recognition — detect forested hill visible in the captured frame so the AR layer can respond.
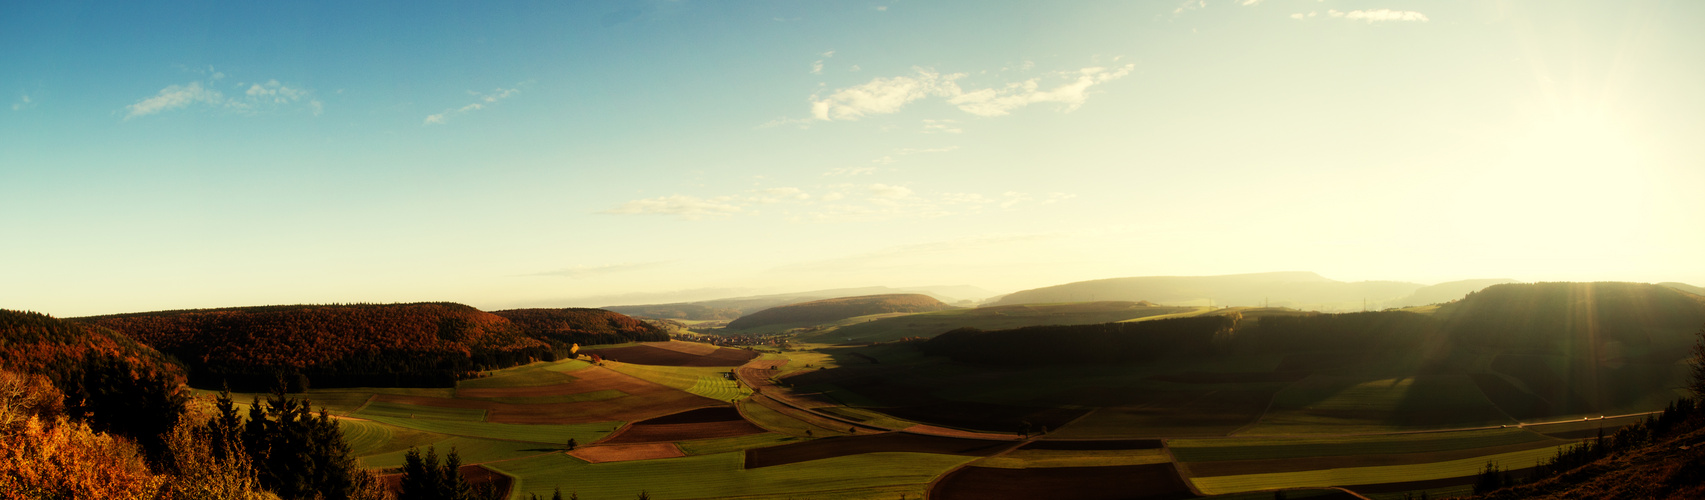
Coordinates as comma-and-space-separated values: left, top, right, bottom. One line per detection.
726, 293, 956, 330
79, 303, 656, 391
1437, 282, 1705, 351
0, 308, 183, 384
492, 307, 668, 346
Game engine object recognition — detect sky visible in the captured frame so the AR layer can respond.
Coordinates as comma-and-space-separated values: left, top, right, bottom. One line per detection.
4, 0, 1703, 317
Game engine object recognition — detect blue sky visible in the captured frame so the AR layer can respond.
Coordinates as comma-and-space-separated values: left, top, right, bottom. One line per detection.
4, 0, 1703, 316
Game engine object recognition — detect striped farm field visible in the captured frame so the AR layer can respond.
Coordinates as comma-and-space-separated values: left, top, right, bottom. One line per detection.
360, 414, 621, 444
339, 418, 446, 457
1187, 444, 1573, 495
602, 361, 752, 401
1170, 427, 1549, 462
354, 401, 487, 421
338, 418, 395, 455
357, 436, 555, 469
489, 451, 975, 500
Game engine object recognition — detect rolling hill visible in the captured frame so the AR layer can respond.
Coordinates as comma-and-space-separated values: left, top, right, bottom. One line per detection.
0, 308, 183, 383
724, 294, 956, 330
604, 285, 997, 320
990, 272, 1512, 310
79, 303, 657, 390
797, 301, 1198, 343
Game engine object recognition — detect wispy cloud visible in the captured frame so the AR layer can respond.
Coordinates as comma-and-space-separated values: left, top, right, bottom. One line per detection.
598, 194, 745, 219
1330, 9, 1429, 23
424, 86, 522, 125
808, 63, 1133, 122
125, 82, 225, 118
12, 94, 34, 111
524, 261, 669, 279
948, 65, 1134, 117
922, 119, 963, 134
1294, 9, 1430, 23
600, 184, 1074, 222
124, 75, 322, 119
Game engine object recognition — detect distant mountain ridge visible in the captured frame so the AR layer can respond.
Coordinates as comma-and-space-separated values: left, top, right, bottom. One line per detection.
604, 285, 996, 320
989, 272, 1515, 310
724, 294, 956, 330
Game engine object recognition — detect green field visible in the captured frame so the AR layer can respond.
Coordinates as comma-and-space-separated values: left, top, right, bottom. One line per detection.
603, 361, 752, 401
1188, 444, 1573, 495
353, 401, 488, 421
360, 414, 620, 444
490, 451, 976, 500
339, 418, 447, 457
675, 433, 801, 455
461, 389, 627, 405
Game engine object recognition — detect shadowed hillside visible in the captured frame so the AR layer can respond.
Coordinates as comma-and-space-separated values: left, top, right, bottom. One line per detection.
80, 303, 561, 390
725, 293, 956, 330
989, 272, 1425, 310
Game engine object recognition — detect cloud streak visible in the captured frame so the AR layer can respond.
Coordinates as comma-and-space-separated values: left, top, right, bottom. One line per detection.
1293, 9, 1430, 23
808, 64, 1134, 122
425, 86, 521, 125
124, 76, 322, 119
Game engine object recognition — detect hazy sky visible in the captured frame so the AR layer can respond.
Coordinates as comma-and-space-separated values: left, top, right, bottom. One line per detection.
4, 0, 1702, 316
